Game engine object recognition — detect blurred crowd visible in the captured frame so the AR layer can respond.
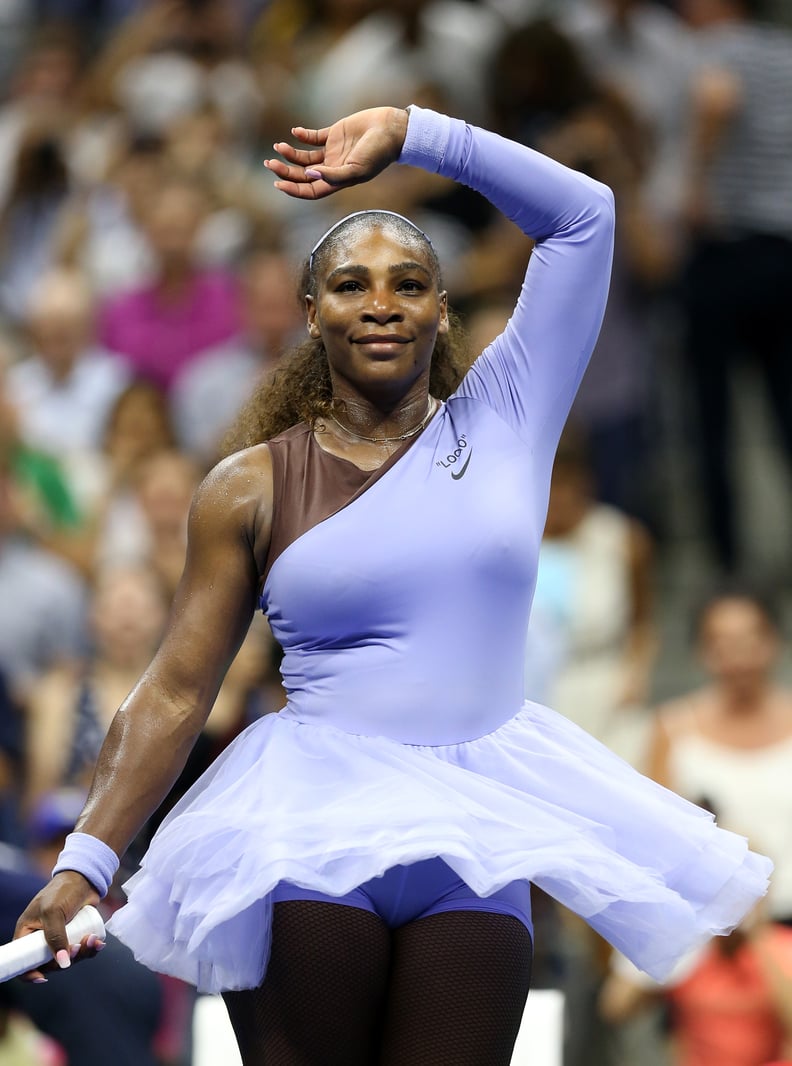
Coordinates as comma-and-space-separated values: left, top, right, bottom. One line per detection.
0, 0, 791, 1063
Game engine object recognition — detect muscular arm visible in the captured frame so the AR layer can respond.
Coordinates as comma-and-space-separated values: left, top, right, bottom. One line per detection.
78, 446, 272, 853
15, 446, 273, 966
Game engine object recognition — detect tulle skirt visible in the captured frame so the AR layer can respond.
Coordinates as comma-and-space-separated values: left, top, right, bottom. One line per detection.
107, 701, 772, 995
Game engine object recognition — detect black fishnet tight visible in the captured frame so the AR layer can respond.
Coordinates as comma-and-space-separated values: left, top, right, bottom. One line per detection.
380, 908, 533, 1065
222, 901, 533, 1065
224, 902, 389, 1065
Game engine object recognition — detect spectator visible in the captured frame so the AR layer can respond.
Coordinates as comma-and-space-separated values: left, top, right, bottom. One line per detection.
161, 101, 283, 268
284, 0, 505, 127
0, 342, 81, 535
98, 175, 241, 392
562, 0, 697, 222
13, 377, 178, 582
172, 246, 302, 465
0, 25, 83, 213
90, 380, 178, 566
676, 0, 792, 571
24, 563, 170, 812
525, 426, 656, 766
648, 584, 792, 925
0, 118, 73, 323
459, 17, 613, 308
601, 898, 792, 1066
101, 380, 176, 485
5, 269, 130, 508
0, 454, 86, 703
0, 788, 163, 1066
55, 130, 163, 299
101, 448, 201, 600
537, 92, 677, 524
104, 0, 261, 144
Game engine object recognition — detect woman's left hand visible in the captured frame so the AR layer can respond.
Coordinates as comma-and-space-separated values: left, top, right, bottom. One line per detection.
265, 106, 409, 200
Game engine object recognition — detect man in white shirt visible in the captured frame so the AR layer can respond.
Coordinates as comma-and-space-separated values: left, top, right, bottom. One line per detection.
6, 268, 130, 507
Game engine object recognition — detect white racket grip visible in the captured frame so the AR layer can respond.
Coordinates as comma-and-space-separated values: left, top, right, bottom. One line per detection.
0, 905, 105, 982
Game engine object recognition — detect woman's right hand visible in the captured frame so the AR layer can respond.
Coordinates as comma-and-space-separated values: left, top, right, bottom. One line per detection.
265, 106, 409, 200
14, 871, 102, 982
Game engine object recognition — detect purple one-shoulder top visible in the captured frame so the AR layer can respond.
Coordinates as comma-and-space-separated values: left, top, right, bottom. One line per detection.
260, 105, 615, 747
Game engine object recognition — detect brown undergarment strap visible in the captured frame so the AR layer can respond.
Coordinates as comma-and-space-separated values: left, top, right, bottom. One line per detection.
263, 423, 408, 585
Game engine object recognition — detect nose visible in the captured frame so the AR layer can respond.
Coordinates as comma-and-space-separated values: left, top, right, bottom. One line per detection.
361, 289, 403, 324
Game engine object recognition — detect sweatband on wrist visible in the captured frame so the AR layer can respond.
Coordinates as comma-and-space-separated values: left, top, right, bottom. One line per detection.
399, 104, 451, 173
52, 833, 120, 899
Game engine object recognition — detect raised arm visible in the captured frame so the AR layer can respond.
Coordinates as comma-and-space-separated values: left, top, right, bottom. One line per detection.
406, 107, 614, 459
267, 104, 615, 461
15, 446, 273, 976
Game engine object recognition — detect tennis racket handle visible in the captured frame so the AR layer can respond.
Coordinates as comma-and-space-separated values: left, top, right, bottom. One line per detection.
0, 905, 105, 982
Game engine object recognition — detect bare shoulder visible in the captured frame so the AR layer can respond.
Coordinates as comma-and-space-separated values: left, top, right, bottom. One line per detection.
195, 444, 273, 510
654, 691, 705, 738
647, 691, 704, 785
189, 445, 274, 569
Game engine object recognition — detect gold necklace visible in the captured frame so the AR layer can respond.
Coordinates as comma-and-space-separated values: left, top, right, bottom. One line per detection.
329, 397, 438, 444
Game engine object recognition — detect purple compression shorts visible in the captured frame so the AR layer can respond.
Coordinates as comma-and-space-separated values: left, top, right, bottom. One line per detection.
271, 856, 533, 936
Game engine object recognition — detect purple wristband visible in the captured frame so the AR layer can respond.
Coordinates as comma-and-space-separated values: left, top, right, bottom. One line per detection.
398, 104, 451, 174
52, 833, 120, 899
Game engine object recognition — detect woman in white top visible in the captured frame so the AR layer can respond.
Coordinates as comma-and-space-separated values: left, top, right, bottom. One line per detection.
649, 584, 792, 922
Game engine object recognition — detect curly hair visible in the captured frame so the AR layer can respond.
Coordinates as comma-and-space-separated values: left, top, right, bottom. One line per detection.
223, 212, 473, 454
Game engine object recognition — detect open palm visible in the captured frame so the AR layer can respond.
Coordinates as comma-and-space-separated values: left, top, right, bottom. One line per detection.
265, 107, 409, 200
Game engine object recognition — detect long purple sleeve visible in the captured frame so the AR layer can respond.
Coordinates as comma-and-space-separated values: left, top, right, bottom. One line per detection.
399, 105, 615, 466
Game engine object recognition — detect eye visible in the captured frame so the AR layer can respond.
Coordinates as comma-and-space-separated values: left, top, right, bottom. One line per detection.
334, 279, 363, 293
398, 279, 425, 293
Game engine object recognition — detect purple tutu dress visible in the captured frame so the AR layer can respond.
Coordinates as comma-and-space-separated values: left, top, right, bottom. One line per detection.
107, 106, 772, 995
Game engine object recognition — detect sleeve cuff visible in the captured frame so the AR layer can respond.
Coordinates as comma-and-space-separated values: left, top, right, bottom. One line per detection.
398, 105, 452, 174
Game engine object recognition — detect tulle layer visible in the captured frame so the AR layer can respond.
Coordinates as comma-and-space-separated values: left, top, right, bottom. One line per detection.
107, 702, 772, 994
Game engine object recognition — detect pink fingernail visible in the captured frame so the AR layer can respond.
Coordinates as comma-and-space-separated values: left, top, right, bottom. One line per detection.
95, 940, 106, 952
69, 944, 80, 959
305, 169, 322, 180
56, 950, 70, 969
33, 977, 48, 984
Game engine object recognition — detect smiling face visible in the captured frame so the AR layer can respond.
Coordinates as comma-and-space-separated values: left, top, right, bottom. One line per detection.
306, 222, 448, 405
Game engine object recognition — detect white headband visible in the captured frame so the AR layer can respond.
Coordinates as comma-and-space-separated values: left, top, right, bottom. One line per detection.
308, 210, 433, 270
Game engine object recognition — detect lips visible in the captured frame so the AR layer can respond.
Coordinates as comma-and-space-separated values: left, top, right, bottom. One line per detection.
353, 334, 410, 344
